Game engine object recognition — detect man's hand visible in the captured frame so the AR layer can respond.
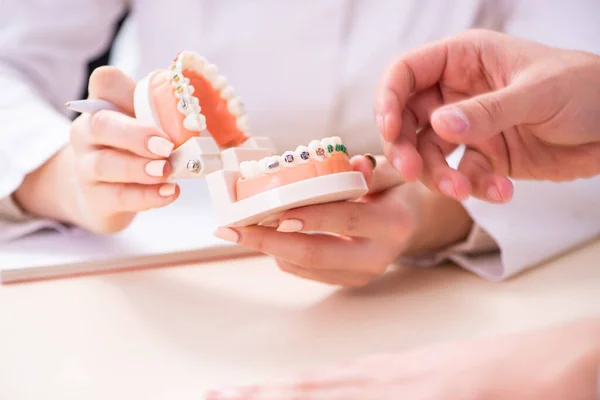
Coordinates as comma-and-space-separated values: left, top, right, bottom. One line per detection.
375, 29, 600, 203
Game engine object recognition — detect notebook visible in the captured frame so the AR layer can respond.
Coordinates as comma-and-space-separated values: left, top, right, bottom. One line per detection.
0, 180, 254, 284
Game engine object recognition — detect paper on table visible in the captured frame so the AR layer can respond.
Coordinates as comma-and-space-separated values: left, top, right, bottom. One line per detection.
0, 180, 253, 283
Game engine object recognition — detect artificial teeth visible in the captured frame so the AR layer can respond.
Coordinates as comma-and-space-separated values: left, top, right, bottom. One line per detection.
261, 156, 281, 174
236, 116, 250, 132
188, 53, 207, 71
204, 64, 219, 81
227, 97, 244, 116
213, 76, 228, 91
321, 138, 334, 157
309, 140, 326, 161
295, 145, 311, 163
239, 160, 261, 179
281, 151, 297, 167
183, 114, 206, 131
220, 86, 236, 100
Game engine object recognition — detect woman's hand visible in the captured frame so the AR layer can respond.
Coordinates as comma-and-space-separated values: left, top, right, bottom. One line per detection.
15, 66, 180, 233
374, 29, 600, 203
204, 319, 600, 400
214, 156, 472, 287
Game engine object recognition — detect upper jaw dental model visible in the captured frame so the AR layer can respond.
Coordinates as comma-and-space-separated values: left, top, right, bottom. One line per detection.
133, 50, 368, 227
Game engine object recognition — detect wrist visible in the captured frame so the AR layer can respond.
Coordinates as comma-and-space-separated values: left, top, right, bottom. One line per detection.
401, 182, 473, 257
13, 146, 82, 226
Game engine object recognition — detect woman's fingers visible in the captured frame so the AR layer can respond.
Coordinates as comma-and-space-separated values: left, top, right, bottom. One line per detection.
213, 226, 389, 275
78, 148, 172, 184
71, 111, 174, 159
91, 182, 180, 213
350, 155, 376, 188
276, 259, 374, 287
88, 66, 137, 116
276, 201, 411, 240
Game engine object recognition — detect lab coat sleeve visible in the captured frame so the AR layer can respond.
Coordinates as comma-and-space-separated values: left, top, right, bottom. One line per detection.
0, 1, 125, 241
402, 0, 600, 280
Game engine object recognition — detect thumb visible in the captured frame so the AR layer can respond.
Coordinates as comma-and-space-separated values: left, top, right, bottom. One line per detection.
430, 85, 534, 144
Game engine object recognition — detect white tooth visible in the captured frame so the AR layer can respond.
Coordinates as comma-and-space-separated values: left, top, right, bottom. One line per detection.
227, 97, 244, 116
220, 86, 236, 100
183, 114, 207, 131
309, 140, 326, 161
281, 151, 297, 167
331, 136, 343, 149
321, 137, 333, 157
236, 116, 250, 131
191, 55, 208, 72
295, 145, 311, 164
239, 161, 261, 179
213, 75, 228, 91
261, 156, 281, 174
183, 77, 190, 86
203, 64, 219, 81
197, 113, 207, 130
188, 85, 195, 95
183, 115, 201, 131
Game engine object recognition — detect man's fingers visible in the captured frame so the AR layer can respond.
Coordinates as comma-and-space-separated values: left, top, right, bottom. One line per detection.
78, 149, 172, 184
457, 148, 513, 203
88, 66, 137, 116
91, 182, 180, 213
213, 226, 389, 274
430, 85, 536, 145
374, 39, 449, 142
71, 111, 174, 159
417, 127, 470, 201
276, 260, 374, 287
276, 201, 411, 241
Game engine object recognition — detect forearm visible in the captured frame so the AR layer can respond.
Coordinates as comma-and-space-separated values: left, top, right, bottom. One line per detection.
400, 182, 473, 257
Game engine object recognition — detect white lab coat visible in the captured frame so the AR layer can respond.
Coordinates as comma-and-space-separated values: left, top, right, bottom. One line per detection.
1, 0, 599, 279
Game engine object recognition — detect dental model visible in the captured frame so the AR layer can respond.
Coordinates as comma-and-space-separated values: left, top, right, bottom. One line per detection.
133, 51, 368, 227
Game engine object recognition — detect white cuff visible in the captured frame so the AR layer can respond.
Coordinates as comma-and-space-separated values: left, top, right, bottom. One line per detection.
398, 223, 505, 280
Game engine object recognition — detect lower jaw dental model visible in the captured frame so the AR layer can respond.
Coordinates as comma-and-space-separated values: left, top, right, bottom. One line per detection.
133, 51, 368, 227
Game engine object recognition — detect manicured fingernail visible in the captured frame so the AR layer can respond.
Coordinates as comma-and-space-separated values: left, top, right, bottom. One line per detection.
158, 183, 177, 197
364, 153, 377, 170
487, 184, 502, 202
438, 179, 456, 198
213, 227, 240, 243
392, 155, 402, 172
277, 219, 303, 233
437, 107, 469, 134
147, 136, 174, 157
146, 160, 167, 177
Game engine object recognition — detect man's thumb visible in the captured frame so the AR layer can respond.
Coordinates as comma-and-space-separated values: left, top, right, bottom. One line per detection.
430, 86, 532, 144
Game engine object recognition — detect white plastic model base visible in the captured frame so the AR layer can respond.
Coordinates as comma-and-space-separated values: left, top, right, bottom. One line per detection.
206, 170, 368, 227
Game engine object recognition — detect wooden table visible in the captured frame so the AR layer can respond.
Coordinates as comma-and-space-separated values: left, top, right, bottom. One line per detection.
1, 240, 599, 399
